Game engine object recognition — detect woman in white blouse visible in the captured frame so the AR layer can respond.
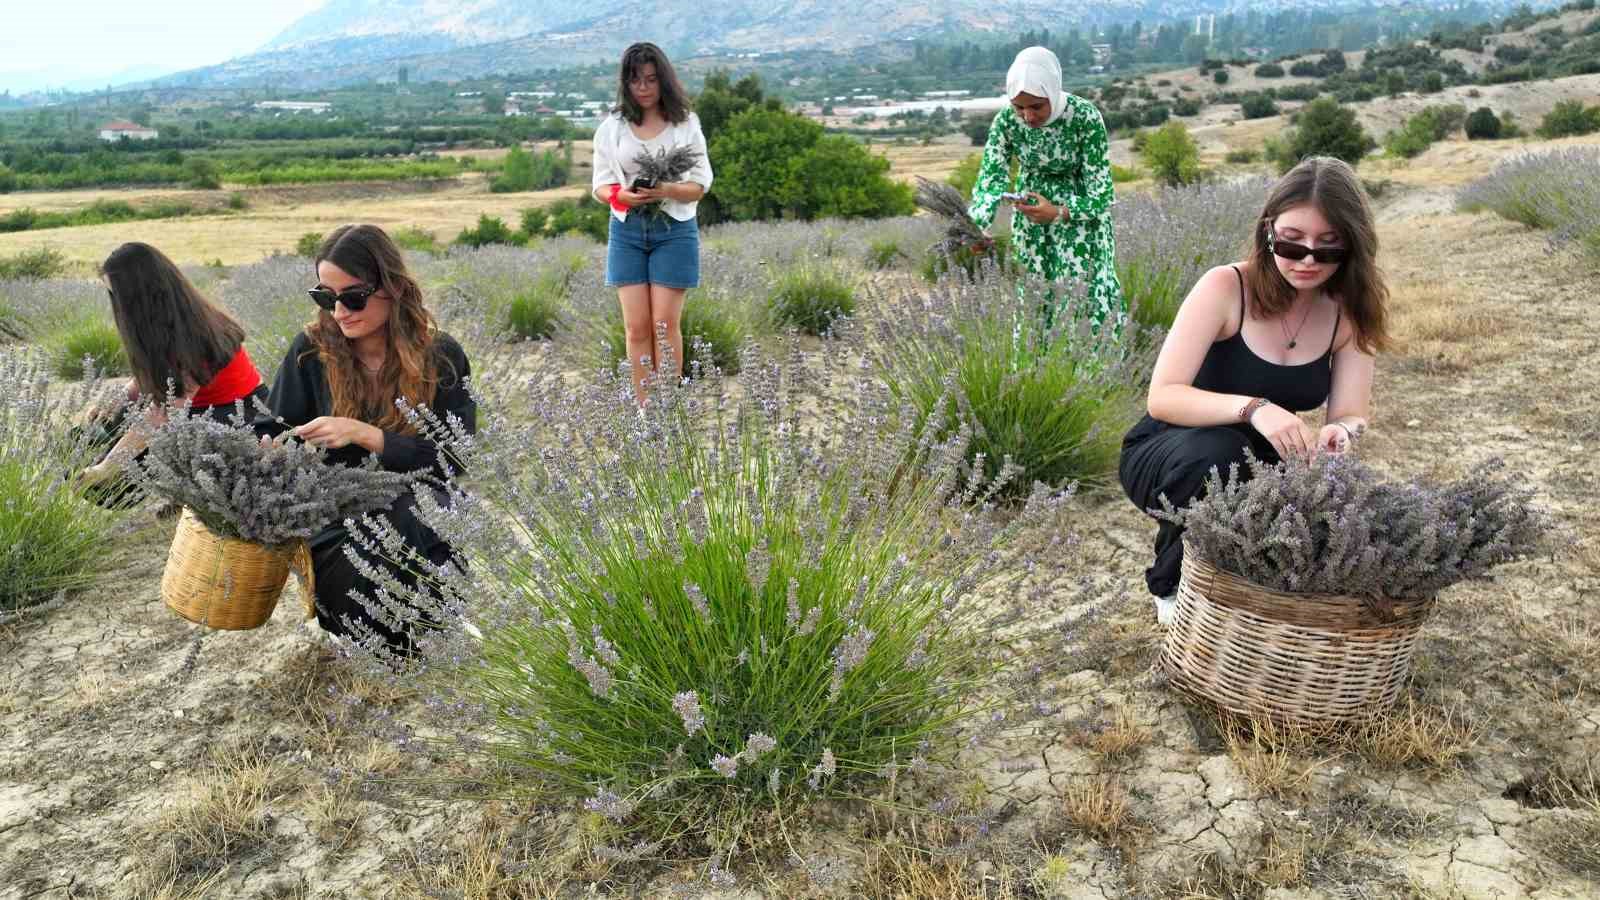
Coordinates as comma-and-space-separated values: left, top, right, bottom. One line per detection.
591, 42, 714, 403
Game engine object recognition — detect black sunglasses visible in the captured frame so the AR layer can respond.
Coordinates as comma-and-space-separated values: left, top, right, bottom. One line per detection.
1267, 231, 1348, 265
308, 284, 377, 312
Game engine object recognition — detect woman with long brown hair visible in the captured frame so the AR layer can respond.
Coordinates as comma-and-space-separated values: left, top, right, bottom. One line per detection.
77, 242, 266, 493
265, 223, 475, 647
1119, 157, 1390, 625
591, 41, 713, 402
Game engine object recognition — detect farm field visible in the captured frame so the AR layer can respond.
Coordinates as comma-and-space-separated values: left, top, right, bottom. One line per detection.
1, 120, 1598, 898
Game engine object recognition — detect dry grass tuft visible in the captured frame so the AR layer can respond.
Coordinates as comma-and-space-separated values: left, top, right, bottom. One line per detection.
1222, 718, 1327, 800
395, 803, 573, 900
858, 841, 1034, 900
1059, 775, 1145, 856
1353, 695, 1481, 771
1080, 702, 1151, 762
132, 747, 296, 894
1154, 850, 1266, 900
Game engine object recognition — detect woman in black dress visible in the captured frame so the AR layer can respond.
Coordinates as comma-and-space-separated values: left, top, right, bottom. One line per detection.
1119, 157, 1391, 625
265, 224, 474, 648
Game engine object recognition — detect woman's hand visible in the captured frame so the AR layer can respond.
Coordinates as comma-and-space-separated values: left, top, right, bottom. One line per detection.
638, 183, 701, 203
293, 416, 384, 453
1249, 403, 1317, 462
75, 462, 116, 488
1017, 192, 1061, 224
1318, 423, 1353, 455
615, 188, 651, 207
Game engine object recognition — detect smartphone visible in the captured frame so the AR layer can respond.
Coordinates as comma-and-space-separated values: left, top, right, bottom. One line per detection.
1001, 191, 1037, 205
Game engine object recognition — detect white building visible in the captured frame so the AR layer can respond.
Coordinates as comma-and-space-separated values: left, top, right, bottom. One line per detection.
253, 101, 332, 114
99, 120, 158, 141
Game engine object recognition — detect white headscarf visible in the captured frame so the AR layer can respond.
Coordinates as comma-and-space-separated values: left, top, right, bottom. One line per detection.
1006, 46, 1066, 126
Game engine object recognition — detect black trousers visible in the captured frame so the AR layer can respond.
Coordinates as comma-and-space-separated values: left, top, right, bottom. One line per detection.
1118, 416, 1278, 598
309, 487, 456, 650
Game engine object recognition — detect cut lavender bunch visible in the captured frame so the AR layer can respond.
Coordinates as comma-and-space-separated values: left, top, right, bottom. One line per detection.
913, 176, 987, 256
132, 414, 413, 550
1156, 453, 1546, 600
630, 145, 702, 189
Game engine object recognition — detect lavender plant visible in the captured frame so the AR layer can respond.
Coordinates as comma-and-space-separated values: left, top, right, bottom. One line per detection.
1157, 453, 1545, 599
0, 351, 123, 611
914, 176, 986, 257
131, 414, 412, 550
438, 244, 583, 343
1457, 147, 1600, 258
334, 338, 1077, 837
866, 268, 1155, 499
218, 254, 316, 385
1114, 176, 1271, 331
767, 262, 856, 336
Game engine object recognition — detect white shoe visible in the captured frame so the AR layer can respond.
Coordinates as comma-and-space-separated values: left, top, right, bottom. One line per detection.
1154, 594, 1178, 627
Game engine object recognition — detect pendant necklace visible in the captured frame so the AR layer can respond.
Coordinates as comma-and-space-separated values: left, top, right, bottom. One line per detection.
1280, 297, 1316, 350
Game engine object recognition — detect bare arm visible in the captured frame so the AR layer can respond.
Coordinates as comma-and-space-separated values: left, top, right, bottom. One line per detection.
1321, 328, 1375, 448
1146, 266, 1256, 426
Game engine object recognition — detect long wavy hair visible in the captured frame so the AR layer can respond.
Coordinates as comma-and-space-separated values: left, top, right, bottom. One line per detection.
614, 42, 691, 125
1243, 156, 1391, 355
304, 224, 438, 433
101, 242, 245, 402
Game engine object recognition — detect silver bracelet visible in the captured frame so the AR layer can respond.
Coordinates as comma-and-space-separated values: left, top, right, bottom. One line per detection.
1333, 422, 1356, 442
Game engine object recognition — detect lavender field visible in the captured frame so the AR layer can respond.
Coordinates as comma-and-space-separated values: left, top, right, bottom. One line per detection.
1, 135, 1599, 899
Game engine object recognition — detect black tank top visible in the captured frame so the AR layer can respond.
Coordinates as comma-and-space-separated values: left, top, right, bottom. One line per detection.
1191, 265, 1338, 413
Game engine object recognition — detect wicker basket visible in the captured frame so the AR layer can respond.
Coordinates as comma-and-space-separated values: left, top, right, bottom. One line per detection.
1159, 545, 1436, 725
161, 508, 312, 631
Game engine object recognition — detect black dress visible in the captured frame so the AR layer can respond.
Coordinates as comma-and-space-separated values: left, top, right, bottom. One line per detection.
263, 331, 475, 647
1118, 266, 1337, 598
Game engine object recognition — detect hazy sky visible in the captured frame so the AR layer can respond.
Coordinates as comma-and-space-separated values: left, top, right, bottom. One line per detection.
3, 1, 328, 91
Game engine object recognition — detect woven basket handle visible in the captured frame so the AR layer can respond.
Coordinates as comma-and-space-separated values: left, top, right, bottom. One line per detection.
291, 541, 316, 621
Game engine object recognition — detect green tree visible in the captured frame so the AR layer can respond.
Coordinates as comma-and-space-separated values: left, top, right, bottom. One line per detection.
1283, 97, 1370, 171
1140, 121, 1203, 186
782, 135, 915, 219
1240, 93, 1279, 119
484, 93, 505, 116
962, 119, 991, 146
709, 106, 825, 221
492, 145, 535, 192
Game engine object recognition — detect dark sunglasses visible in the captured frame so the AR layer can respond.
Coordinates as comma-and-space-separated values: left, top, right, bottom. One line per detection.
1267, 231, 1348, 265
308, 284, 377, 312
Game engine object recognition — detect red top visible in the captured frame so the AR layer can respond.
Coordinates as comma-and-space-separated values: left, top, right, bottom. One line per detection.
188, 346, 263, 407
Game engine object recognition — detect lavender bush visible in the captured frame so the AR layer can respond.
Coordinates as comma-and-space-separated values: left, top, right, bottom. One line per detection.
1457, 148, 1600, 258
334, 339, 1076, 837
1157, 453, 1545, 599
1114, 176, 1271, 331
767, 262, 856, 336
866, 268, 1156, 499
218, 255, 314, 385
132, 414, 411, 551
0, 351, 123, 611
439, 244, 588, 343
0, 278, 129, 378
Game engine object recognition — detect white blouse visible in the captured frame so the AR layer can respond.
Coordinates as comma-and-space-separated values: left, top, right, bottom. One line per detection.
591, 111, 714, 222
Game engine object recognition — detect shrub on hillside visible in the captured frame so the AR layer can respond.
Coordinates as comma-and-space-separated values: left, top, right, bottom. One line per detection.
455, 214, 524, 249
1278, 97, 1370, 172
1537, 100, 1600, 139
0, 248, 68, 281
295, 231, 323, 257
1465, 107, 1505, 140
1240, 93, 1280, 120
1255, 63, 1286, 78
1140, 121, 1204, 187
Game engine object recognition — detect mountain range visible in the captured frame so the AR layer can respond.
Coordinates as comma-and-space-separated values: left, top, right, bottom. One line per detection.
141, 0, 1555, 91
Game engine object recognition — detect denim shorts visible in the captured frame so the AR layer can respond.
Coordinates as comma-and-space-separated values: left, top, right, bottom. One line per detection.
605, 211, 700, 289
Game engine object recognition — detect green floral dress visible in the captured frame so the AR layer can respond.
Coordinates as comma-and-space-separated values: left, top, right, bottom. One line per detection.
968, 98, 1125, 329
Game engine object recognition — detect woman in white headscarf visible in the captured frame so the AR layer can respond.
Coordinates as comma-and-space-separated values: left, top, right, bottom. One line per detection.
968, 46, 1124, 330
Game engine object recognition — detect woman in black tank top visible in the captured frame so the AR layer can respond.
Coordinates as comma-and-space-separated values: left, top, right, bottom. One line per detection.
1118, 157, 1393, 624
